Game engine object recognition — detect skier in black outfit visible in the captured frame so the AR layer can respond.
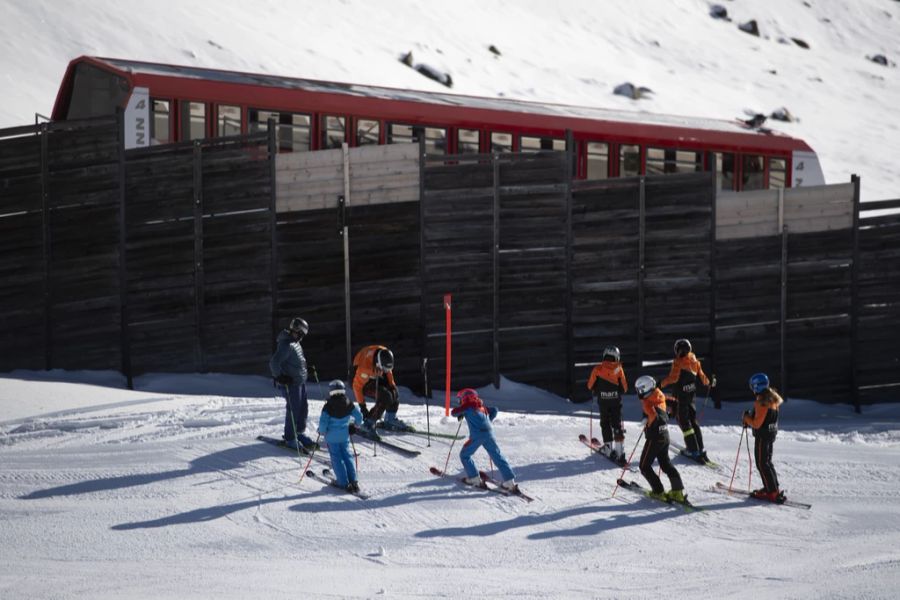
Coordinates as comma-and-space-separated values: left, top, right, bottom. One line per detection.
635, 375, 686, 503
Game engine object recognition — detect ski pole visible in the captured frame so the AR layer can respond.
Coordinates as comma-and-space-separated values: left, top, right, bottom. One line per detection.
438, 419, 465, 476
423, 357, 432, 447
727, 426, 746, 492
589, 399, 594, 447
372, 374, 379, 457
297, 433, 322, 486
745, 424, 753, 492
611, 428, 644, 498
351, 433, 359, 472
311, 365, 322, 400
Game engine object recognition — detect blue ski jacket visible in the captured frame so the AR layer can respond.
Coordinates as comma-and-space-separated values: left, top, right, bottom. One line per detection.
318, 397, 363, 445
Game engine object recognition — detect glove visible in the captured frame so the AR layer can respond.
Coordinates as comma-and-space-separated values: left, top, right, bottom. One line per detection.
710, 375, 717, 388
741, 410, 750, 425
275, 374, 293, 385
359, 403, 370, 420
349, 424, 359, 435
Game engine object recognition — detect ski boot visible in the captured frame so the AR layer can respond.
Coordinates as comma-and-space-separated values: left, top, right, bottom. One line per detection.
382, 412, 414, 432
647, 489, 669, 502
500, 478, 518, 491
666, 489, 687, 503
462, 475, 485, 487
346, 481, 360, 493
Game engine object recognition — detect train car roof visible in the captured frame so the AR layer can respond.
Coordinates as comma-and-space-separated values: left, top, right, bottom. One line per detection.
56, 56, 807, 150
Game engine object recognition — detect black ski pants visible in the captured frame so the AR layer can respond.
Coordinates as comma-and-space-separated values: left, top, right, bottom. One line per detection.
675, 394, 704, 453
597, 397, 624, 444
754, 435, 779, 493
362, 376, 399, 421
639, 436, 683, 495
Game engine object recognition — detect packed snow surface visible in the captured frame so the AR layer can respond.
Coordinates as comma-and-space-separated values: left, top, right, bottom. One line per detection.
1, 370, 899, 599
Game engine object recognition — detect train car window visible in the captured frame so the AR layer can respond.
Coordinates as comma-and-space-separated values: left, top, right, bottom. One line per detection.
151, 99, 171, 145
357, 119, 380, 146
742, 154, 765, 190
180, 101, 206, 141
388, 124, 447, 154
491, 132, 513, 153
715, 152, 735, 191
647, 148, 703, 175
249, 109, 310, 152
619, 144, 640, 177
322, 115, 346, 149
586, 142, 609, 179
769, 158, 787, 189
521, 136, 565, 152
458, 128, 480, 153
65, 62, 130, 119
217, 105, 241, 136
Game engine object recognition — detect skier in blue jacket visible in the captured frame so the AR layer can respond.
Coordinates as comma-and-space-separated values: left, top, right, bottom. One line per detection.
269, 317, 315, 450
450, 388, 517, 490
318, 380, 364, 492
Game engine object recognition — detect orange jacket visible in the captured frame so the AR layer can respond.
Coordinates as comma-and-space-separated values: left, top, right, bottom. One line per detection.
661, 352, 710, 388
586, 361, 628, 393
641, 388, 668, 429
743, 388, 784, 429
351, 344, 397, 404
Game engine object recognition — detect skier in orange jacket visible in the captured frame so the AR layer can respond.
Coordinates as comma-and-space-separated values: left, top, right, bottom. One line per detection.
743, 373, 786, 503
635, 375, 686, 503
660, 338, 715, 462
351, 344, 409, 433
586, 345, 628, 462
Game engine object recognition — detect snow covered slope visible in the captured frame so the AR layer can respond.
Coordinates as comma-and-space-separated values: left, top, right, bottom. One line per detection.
1, 370, 899, 599
0, 0, 898, 201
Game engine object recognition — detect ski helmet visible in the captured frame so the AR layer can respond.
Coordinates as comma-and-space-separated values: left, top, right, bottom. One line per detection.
635, 375, 657, 399
289, 317, 309, 336
674, 338, 692, 357
328, 379, 346, 396
457, 388, 479, 405
602, 345, 621, 362
749, 373, 770, 394
375, 347, 394, 372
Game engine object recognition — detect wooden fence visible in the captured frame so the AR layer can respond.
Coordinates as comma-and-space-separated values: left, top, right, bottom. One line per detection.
2, 117, 898, 407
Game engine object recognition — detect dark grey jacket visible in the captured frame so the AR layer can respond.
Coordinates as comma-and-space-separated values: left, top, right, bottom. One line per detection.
268, 329, 307, 382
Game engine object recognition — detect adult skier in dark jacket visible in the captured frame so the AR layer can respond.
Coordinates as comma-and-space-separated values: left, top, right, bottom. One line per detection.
269, 317, 315, 450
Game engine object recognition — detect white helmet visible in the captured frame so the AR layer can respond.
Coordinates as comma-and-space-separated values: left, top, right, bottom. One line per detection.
635, 375, 656, 398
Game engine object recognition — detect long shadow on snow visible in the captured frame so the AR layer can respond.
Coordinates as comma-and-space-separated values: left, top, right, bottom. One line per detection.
20, 441, 292, 500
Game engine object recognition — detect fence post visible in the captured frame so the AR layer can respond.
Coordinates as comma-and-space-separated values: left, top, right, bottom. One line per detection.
342, 141, 353, 379
492, 152, 501, 389
564, 130, 575, 399
637, 176, 646, 370
116, 109, 133, 389
268, 121, 279, 349
780, 223, 788, 397
40, 122, 51, 370
418, 136, 428, 390
850, 174, 861, 413
192, 140, 206, 372
709, 171, 718, 408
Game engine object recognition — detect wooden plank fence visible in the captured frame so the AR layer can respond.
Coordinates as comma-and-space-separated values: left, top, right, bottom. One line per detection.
2, 117, 898, 408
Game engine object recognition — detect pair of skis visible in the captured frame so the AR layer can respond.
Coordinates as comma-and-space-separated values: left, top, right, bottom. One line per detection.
429, 466, 534, 502
305, 468, 370, 499
616, 478, 701, 512
616, 478, 811, 511
578, 434, 635, 471
256, 435, 332, 467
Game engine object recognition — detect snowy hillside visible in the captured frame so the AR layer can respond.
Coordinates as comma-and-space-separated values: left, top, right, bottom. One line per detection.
0, 0, 898, 201
1, 370, 899, 599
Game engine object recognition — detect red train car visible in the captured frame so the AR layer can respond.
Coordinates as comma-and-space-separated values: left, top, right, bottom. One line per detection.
51, 56, 825, 191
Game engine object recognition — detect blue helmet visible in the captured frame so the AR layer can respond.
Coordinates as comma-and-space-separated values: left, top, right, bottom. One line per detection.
749, 373, 769, 394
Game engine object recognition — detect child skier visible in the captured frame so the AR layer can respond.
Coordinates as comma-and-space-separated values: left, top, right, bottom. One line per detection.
635, 375, 686, 503
743, 373, 785, 503
451, 388, 517, 491
586, 345, 628, 462
318, 380, 363, 493
660, 338, 714, 461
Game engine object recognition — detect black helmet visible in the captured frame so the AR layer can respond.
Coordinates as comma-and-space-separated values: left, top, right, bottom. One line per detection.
674, 338, 691, 357
289, 317, 309, 336
328, 379, 346, 396
602, 345, 621, 362
376, 348, 394, 372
